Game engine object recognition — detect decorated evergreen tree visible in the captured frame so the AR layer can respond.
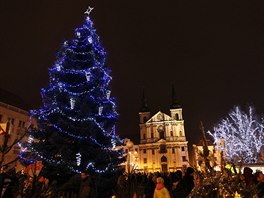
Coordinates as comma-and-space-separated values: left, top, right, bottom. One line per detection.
20, 7, 124, 183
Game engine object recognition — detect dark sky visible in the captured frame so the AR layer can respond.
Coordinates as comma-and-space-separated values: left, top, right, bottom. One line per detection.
1, 1, 264, 145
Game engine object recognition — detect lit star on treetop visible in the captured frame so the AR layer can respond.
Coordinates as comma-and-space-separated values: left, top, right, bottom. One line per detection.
85, 7, 94, 15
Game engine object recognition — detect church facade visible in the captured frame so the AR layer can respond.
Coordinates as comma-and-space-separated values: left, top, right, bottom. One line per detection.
125, 89, 190, 173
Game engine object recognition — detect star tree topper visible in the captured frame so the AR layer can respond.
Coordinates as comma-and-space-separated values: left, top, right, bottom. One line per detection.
85, 6, 94, 15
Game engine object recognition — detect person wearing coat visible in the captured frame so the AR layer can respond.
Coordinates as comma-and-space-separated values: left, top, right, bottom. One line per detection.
153, 177, 170, 198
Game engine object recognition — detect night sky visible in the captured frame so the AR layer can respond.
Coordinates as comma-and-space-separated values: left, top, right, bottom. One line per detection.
1, 1, 264, 145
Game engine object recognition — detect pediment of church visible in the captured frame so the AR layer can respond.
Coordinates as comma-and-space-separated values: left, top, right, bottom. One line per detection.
146, 111, 172, 123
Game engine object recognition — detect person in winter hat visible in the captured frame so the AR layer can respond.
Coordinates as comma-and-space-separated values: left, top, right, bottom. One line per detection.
153, 177, 170, 198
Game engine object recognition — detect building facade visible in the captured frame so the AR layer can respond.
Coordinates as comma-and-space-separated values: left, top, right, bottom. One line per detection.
124, 89, 190, 173
0, 89, 36, 171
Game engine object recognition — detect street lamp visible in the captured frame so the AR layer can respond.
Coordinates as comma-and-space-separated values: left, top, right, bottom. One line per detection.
126, 140, 134, 174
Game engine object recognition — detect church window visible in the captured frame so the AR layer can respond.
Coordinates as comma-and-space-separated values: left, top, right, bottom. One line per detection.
152, 149, 155, 155
157, 125, 164, 132
159, 131, 165, 139
143, 116, 147, 123
161, 156, 167, 162
151, 132, 154, 138
143, 134, 146, 139
181, 147, 185, 151
143, 149, 146, 154
144, 158, 147, 163
172, 148, 175, 153
158, 125, 165, 139
160, 144, 167, 153
170, 131, 173, 136
175, 113, 179, 120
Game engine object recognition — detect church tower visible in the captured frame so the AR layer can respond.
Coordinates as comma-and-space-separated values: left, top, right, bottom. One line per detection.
169, 85, 186, 138
139, 89, 150, 124
170, 85, 183, 120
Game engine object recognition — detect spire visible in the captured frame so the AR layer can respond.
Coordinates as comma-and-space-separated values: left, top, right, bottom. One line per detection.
140, 88, 150, 112
170, 85, 181, 109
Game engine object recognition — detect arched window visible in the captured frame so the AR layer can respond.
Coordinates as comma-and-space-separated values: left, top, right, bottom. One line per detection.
161, 156, 167, 162
175, 113, 179, 120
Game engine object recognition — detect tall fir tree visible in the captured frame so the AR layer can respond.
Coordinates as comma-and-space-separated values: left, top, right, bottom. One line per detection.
20, 8, 124, 182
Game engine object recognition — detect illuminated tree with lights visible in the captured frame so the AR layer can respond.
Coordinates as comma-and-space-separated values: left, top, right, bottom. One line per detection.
208, 106, 264, 164
20, 8, 124, 182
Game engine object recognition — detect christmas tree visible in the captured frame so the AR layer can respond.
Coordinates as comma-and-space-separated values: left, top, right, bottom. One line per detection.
20, 7, 124, 182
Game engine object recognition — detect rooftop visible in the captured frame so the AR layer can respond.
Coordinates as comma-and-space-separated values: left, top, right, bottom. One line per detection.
0, 88, 29, 111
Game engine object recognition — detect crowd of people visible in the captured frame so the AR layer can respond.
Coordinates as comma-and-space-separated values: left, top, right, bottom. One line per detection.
115, 166, 264, 198
116, 167, 195, 198
1, 166, 264, 197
